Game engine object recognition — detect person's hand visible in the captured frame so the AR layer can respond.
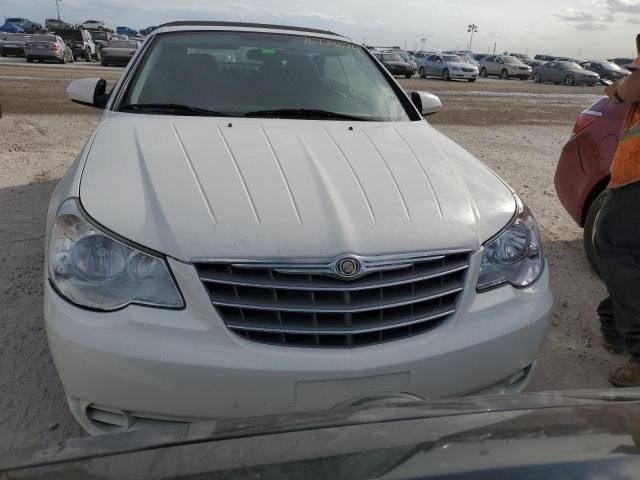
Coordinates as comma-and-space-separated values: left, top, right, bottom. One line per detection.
606, 82, 619, 101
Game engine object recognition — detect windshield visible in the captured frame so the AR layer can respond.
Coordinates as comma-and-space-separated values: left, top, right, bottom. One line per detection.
503, 56, 520, 64
442, 55, 462, 63
121, 31, 411, 122
109, 40, 138, 48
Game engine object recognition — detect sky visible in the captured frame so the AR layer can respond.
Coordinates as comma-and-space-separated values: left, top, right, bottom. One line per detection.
2, 0, 640, 58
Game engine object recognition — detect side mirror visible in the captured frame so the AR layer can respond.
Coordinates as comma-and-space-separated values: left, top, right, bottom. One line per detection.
411, 91, 441, 116
66, 78, 109, 109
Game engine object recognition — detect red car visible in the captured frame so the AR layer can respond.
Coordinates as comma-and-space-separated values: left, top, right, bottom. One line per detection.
554, 97, 628, 273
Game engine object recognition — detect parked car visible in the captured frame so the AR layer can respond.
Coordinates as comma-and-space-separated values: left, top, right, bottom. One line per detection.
506, 52, 540, 67
52, 28, 100, 62
580, 60, 630, 82
555, 97, 627, 273
45, 18, 73, 30
417, 53, 478, 81
116, 26, 138, 36
89, 30, 111, 50
139, 26, 159, 36
52, 21, 551, 435
100, 39, 139, 66
80, 20, 109, 31
534, 54, 556, 63
393, 50, 418, 73
0, 33, 28, 57
473, 53, 489, 62
5, 17, 42, 33
479, 55, 532, 80
532, 61, 599, 86
373, 51, 415, 78
608, 57, 635, 67
25, 34, 73, 63
443, 50, 479, 66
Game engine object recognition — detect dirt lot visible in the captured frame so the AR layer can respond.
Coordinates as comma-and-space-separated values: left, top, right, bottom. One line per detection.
0, 61, 614, 451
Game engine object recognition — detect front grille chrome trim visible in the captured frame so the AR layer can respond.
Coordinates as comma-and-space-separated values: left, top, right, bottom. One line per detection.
211, 286, 464, 313
195, 250, 471, 348
227, 308, 456, 335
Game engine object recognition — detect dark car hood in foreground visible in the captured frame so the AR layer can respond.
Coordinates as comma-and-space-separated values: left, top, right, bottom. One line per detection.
4, 389, 640, 479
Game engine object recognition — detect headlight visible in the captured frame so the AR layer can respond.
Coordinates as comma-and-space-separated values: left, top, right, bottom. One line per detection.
48, 198, 184, 311
477, 197, 544, 291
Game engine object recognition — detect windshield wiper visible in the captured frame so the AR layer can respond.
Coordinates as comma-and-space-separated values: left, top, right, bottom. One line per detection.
244, 108, 374, 121
119, 103, 230, 117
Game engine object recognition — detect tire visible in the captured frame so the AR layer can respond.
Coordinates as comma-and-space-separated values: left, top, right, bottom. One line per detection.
500, 69, 509, 80
0, 53, 6, 57
26, 56, 33, 63
480, 67, 488, 78
442, 68, 450, 81
564, 74, 576, 86
418, 66, 426, 78
101, 61, 107, 67
519, 77, 527, 81
59, 56, 66, 64
84, 49, 91, 62
584, 190, 607, 278
533, 72, 542, 83
405, 73, 412, 79
468, 78, 477, 82
93, 50, 101, 61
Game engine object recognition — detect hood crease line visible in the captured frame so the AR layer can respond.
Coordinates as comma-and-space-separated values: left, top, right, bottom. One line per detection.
392, 127, 444, 220
361, 129, 411, 220
322, 127, 376, 223
170, 122, 217, 225
216, 124, 261, 224
259, 124, 302, 224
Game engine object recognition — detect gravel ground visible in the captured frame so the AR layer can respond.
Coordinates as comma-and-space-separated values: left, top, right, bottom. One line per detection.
0, 63, 615, 452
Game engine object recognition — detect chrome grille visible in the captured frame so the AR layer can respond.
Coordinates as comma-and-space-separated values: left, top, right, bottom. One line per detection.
196, 251, 469, 348
462, 68, 475, 72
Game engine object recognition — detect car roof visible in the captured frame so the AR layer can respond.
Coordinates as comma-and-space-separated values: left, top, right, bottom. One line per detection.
157, 21, 342, 38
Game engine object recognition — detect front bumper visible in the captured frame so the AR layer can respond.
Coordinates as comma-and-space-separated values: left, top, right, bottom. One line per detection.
451, 70, 478, 79
45, 252, 552, 435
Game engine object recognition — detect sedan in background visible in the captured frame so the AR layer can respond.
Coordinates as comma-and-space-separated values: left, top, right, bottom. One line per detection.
532, 61, 599, 86
479, 55, 532, 80
554, 97, 627, 273
100, 39, 139, 66
373, 51, 415, 78
25, 34, 74, 63
0, 33, 28, 57
418, 53, 478, 81
581, 60, 630, 82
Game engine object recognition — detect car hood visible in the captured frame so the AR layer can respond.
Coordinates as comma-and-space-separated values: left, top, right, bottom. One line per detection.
80, 116, 516, 262
447, 61, 476, 69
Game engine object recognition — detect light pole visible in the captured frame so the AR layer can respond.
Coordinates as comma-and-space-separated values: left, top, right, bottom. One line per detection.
55, 0, 62, 20
467, 23, 478, 52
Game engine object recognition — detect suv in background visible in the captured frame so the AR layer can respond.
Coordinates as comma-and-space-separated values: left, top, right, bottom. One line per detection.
373, 51, 415, 78
52, 28, 100, 62
534, 54, 556, 63
80, 20, 109, 31
5, 17, 42, 33
116, 26, 138, 36
506, 53, 540, 67
45, 18, 74, 30
479, 55, 532, 80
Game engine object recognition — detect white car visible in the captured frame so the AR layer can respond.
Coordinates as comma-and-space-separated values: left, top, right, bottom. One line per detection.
80, 19, 108, 31
47, 21, 552, 435
417, 53, 479, 81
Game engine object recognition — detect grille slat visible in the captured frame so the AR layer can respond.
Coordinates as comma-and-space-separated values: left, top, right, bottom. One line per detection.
196, 251, 469, 348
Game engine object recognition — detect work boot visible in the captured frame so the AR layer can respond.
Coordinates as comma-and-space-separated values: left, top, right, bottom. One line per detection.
609, 357, 640, 387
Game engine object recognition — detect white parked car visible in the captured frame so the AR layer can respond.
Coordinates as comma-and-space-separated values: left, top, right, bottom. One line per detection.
417, 53, 479, 81
479, 55, 532, 80
80, 19, 109, 31
47, 21, 552, 435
